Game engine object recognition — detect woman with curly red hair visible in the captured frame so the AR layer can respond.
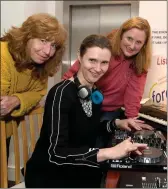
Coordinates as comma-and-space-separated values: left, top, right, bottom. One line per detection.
0, 13, 67, 162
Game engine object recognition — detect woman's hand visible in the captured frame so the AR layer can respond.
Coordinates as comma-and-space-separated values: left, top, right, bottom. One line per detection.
0, 96, 20, 116
115, 118, 154, 131
97, 137, 148, 162
107, 137, 148, 159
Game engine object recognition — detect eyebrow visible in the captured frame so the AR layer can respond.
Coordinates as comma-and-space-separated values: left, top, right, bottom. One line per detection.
137, 40, 142, 43
127, 36, 143, 43
101, 60, 109, 63
89, 58, 109, 62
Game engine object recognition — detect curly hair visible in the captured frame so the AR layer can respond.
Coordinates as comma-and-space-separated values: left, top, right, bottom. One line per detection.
107, 17, 152, 75
1, 13, 67, 83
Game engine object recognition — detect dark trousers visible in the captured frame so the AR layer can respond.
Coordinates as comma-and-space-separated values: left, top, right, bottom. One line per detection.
25, 162, 103, 188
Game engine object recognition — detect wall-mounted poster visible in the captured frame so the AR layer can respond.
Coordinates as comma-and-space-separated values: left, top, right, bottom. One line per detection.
139, 1, 167, 105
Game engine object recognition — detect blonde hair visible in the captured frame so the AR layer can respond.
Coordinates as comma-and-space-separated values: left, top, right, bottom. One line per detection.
1, 13, 67, 82
107, 17, 152, 75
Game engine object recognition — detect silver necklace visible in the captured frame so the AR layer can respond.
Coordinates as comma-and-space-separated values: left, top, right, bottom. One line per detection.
80, 99, 92, 117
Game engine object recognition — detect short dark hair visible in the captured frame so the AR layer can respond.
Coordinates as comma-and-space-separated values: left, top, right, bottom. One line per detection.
79, 34, 112, 57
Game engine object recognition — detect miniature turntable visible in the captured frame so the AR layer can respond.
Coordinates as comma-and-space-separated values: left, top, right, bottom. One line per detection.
107, 129, 167, 172
133, 147, 163, 164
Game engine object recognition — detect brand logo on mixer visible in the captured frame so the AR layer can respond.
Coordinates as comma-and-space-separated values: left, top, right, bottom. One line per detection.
117, 164, 132, 169
149, 76, 167, 103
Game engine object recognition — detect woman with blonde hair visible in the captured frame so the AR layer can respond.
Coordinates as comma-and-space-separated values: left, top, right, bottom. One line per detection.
0, 13, 67, 161
63, 16, 152, 147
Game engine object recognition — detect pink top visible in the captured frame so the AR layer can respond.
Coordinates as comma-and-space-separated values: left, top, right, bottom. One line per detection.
62, 56, 147, 118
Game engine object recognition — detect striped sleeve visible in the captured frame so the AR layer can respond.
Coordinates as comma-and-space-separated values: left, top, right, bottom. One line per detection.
46, 80, 100, 168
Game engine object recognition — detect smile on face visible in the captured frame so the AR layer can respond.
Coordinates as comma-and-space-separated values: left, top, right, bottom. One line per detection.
78, 46, 111, 87
26, 38, 57, 64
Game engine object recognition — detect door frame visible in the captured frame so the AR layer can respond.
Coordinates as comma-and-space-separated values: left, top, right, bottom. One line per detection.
62, 1, 139, 76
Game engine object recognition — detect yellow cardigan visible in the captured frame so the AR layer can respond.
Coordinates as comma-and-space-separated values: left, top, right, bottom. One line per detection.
1, 41, 47, 117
